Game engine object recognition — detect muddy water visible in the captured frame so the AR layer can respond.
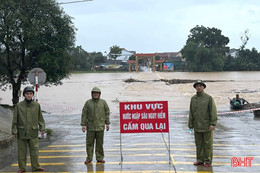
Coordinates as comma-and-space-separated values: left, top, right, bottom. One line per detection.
1, 71, 260, 114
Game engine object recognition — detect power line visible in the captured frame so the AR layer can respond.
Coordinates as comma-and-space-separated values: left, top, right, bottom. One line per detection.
59, 0, 93, 5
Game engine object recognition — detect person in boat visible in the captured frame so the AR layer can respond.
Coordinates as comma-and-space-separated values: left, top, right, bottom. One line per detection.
232, 94, 249, 106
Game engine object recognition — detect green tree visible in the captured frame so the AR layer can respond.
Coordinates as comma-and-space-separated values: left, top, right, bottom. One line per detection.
0, 0, 75, 105
224, 48, 260, 71
90, 52, 106, 66
181, 25, 229, 71
237, 48, 260, 70
109, 45, 122, 60
70, 46, 89, 70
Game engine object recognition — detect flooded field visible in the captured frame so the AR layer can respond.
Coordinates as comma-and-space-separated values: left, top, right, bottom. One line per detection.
1, 71, 260, 114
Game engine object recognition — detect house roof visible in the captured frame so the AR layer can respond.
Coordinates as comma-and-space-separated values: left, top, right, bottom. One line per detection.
134, 53, 157, 57
157, 52, 181, 58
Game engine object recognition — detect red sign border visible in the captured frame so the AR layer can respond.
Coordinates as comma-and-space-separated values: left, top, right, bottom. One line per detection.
120, 101, 169, 133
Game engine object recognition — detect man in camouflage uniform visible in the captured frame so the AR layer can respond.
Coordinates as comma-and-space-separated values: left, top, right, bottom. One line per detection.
188, 80, 217, 167
12, 86, 45, 173
81, 87, 110, 164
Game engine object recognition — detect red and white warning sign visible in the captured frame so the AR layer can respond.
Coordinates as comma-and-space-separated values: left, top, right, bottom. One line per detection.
120, 101, 169, 133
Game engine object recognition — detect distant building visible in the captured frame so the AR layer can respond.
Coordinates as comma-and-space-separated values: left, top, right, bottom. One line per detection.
157, 52, 185, 71
157, 52, 182, 61
227, 48, 239, 58
113, 48, 136, 62
106, 48, 135, 64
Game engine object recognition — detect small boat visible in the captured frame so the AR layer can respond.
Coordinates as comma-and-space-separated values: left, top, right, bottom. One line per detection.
229, 94, 249, 110
229, 98, 249, 109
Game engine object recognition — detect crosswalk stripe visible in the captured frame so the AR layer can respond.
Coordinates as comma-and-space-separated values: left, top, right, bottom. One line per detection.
11, 161, 260, 166
47, 143, 260, 147
39, 148, 260, 152
172, 154, 260, 158
39, 148, 174, 152
133, 143, 260, 147
0, 172, 70, 173
11, 163, 65, 166
38, 154, 166, 158
11, 161, 169, 166
37, 154, 260, 159
0, 172, 252, 173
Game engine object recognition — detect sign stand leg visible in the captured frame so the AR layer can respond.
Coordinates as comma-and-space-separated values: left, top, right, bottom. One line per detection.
119, 132, 123, 165
168, 132, 171, 164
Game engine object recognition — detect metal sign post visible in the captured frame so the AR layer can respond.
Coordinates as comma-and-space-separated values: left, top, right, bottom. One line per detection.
28, 68, 46, 102
35, 69, 39, 102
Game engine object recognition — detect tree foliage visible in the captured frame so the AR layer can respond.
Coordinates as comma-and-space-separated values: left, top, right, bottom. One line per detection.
181, 25, 229, 72
224, 29, 260, 71
90, 52, 106, 66
224, 48, 260, 71
109, 45, 122, 60
70, 46, 106, 71
70, 46, 89, 70
0, 0, 76, 104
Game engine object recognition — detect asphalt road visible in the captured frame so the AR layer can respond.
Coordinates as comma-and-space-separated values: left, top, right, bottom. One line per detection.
1, 110, 260, 173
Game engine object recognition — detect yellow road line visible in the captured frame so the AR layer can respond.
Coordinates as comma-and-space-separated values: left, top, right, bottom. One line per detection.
170, 154, 175, 165
133, 143, 260, 147
172, 154, 260, 158
40, 148, 169, 152
48, 143, 260, 147
11, 161, 170, 167
133, 143, 194, 146
77, 172, 173, 173
48, 144, 85, 147
77, 172, 213, 173
40, 148, 260, 152
1, 172, 71, 173
215, 149, 260, 151
37, 154, 260, 159
77, 161, 170, 164
38, 153, 166, 158
173, 161, 260, 166
0, 172, 253, 173
11, 163, 65, 166
11, 161, 260, 167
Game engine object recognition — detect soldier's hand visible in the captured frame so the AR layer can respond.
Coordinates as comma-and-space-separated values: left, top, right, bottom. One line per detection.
82, 126, 86, 133
13, 134, 17, 139
106, 125, 110, 131
209, 125, 215, 131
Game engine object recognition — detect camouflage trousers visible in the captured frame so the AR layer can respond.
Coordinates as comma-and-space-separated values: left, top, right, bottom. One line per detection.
194, 131, 213, 164
17, 138, 41, 171
86, 130, 104, 161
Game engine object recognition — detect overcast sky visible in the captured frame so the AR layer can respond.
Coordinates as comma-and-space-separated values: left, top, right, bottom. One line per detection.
58, 0, 260, 54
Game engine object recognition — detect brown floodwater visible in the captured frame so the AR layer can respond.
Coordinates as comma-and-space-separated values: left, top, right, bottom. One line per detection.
1, 71, 260, 114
